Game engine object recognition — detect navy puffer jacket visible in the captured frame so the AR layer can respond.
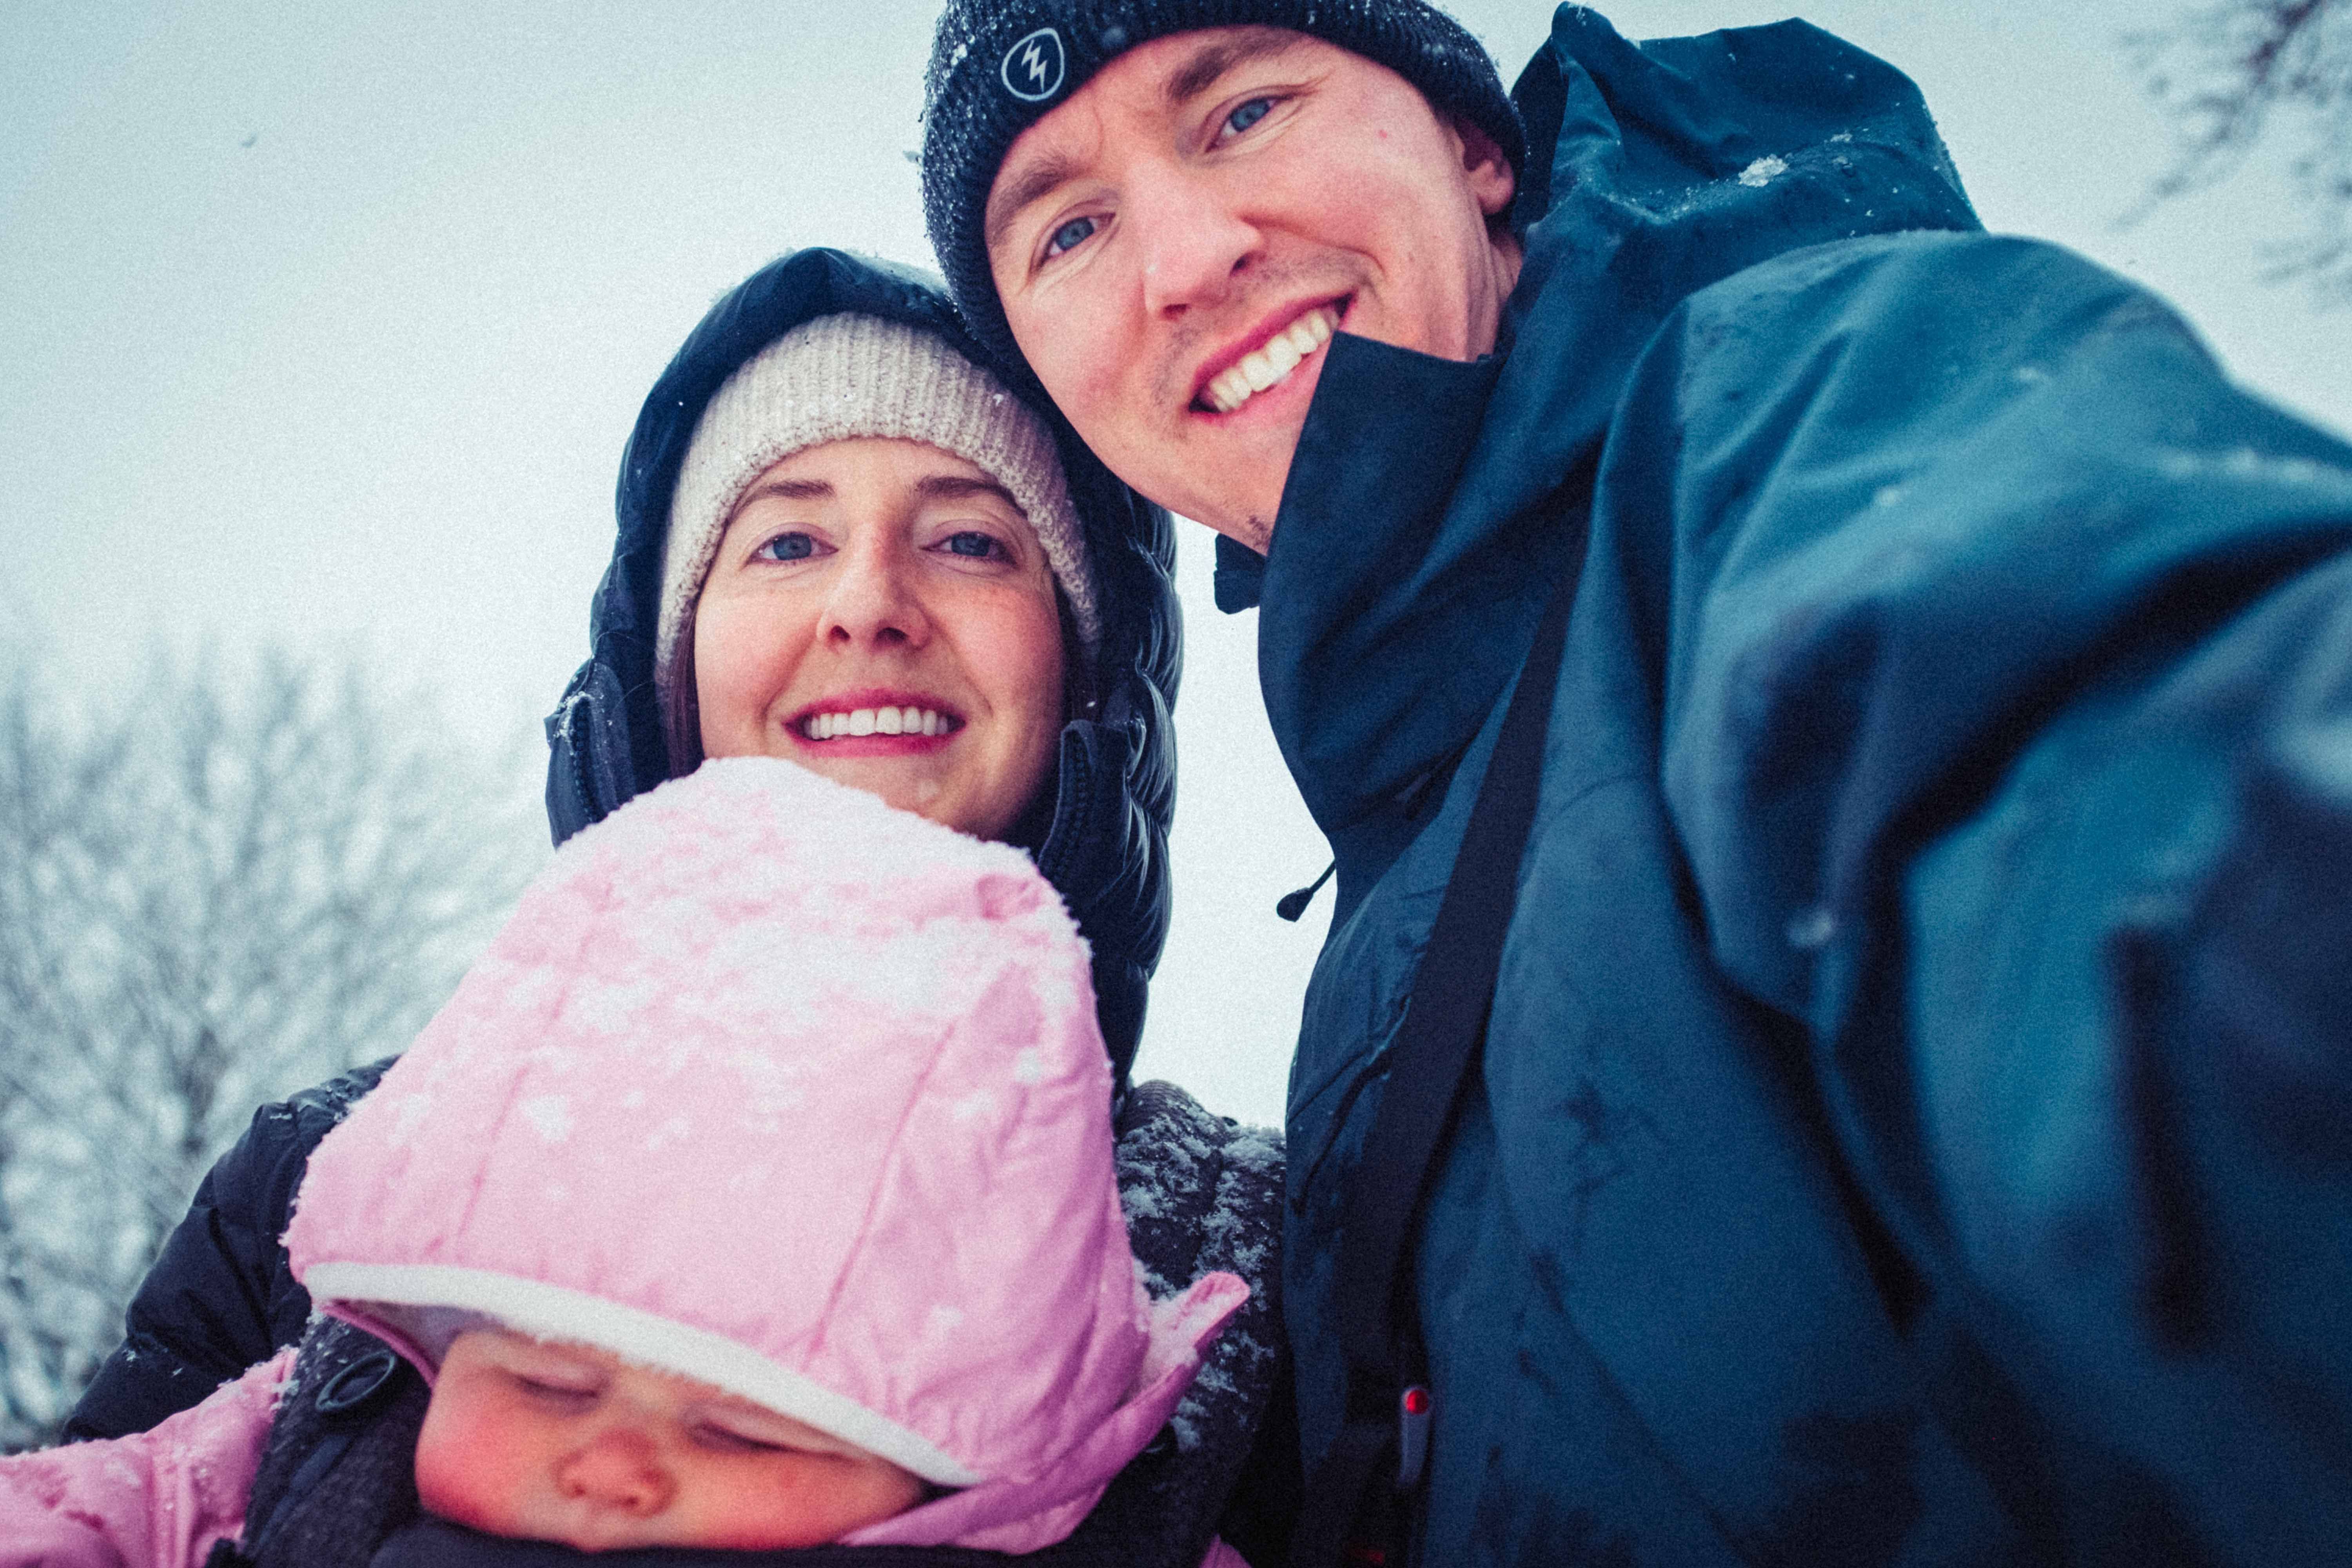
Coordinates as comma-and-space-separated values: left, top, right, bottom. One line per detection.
67, 250, 1193, 1439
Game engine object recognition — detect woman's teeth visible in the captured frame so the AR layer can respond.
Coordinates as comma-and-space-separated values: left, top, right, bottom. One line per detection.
801, 706, 947, 740
1203, 306, 1338, 414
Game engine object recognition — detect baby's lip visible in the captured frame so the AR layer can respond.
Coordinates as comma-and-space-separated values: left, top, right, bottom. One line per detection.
789, 690, 964, 742
1189, 297, 1349, 415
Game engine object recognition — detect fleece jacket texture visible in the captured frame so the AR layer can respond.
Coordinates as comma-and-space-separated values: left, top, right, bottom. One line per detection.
1226, 10, 2352, 1566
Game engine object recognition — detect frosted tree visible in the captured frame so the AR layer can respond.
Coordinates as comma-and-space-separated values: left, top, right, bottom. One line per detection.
2132, 0, 2352, 302
0, 653, 544, 1448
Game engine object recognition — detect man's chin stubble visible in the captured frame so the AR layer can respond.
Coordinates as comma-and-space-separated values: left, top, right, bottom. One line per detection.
1224, 514, 1274, 557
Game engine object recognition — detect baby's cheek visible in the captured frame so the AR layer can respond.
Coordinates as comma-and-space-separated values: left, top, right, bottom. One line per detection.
414, 1394, 530, 1534
689, 1457, 924, 1550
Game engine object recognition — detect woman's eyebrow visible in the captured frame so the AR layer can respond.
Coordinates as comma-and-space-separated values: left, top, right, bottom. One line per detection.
916, 474, 1020, 508
736, 477, 833, 505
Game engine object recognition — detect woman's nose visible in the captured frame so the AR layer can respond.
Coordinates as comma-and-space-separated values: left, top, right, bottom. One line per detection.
822, 539, 929, 649
555, 1427, 675, 1515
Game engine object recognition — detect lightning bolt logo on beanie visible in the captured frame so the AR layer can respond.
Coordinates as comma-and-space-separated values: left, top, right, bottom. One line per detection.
1002, 27, 1066, 102
285, 756, 1246, 1554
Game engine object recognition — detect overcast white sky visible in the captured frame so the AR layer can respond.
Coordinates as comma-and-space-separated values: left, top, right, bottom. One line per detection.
6, 2, 2348, 1126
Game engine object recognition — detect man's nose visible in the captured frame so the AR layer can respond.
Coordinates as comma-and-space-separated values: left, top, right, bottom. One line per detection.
822, 538, 929, 649
555, 1427, 675, 1515
1132, 164, 1261, 320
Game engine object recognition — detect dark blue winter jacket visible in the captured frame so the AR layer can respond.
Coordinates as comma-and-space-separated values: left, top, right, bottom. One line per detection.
1231, 12, 2352, 1564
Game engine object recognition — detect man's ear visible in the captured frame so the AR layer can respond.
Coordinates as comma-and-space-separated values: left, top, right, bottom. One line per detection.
1455, 116, 1516, 222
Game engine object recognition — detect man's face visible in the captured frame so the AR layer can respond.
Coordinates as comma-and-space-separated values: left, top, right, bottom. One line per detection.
985, 27, 1519, 550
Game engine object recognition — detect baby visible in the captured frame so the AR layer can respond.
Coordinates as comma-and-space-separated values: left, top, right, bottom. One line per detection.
1, 759, 1249, 1565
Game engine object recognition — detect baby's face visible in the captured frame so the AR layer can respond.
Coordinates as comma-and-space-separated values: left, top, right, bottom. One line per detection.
415, 1328, 926, 1552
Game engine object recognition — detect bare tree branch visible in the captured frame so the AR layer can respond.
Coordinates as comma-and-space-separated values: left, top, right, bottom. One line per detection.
0, 651, 543, 1447
2129, 0, 2352, 303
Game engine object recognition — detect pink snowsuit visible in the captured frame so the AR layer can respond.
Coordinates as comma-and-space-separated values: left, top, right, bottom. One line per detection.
1, 759, 1250, 1566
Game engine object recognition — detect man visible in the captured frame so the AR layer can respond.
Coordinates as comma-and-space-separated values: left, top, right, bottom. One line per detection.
922, 3, 2352, 1566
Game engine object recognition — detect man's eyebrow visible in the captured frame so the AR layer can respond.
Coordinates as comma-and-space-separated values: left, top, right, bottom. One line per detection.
1163, 27, 1302, 109
986, 150, 1085, 258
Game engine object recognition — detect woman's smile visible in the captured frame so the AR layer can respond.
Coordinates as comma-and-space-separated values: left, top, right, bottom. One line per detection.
790, 688, 964, 748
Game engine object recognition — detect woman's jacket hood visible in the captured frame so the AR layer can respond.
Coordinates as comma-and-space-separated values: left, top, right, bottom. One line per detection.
544, 249, 1179, 1087
286, 758, 1245, 1555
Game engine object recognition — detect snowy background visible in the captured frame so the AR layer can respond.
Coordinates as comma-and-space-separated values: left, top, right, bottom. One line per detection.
7, 0, 2350, 1136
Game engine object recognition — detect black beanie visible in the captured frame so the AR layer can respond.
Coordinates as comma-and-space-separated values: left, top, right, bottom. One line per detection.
920, 0, 1525, 373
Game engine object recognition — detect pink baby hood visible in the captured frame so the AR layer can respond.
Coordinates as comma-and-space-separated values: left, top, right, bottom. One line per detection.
285, 757, 1248, 1554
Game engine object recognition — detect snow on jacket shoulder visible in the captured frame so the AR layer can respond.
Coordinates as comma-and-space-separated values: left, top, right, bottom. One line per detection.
0, 1350, 291, 1568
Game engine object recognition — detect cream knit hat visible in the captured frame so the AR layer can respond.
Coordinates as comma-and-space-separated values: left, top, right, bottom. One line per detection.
656, 313, 1097, 774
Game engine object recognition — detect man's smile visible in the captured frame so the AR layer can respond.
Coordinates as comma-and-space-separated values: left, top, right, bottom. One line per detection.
1192, 299, 1348, 414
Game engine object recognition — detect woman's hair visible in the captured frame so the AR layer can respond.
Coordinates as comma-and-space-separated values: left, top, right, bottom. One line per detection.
653, 312, 1097, 777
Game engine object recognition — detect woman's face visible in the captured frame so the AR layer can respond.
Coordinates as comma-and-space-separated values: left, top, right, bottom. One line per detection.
693, 437, 1066, 841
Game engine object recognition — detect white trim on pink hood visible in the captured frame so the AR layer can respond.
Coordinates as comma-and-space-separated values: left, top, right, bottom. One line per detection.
310, 1265, 983, 1486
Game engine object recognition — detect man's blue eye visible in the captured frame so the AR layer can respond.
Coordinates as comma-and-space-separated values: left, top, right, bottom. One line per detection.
756, 534, 814, 561
946, 532, 1002, 559
1047, 216, 1096, 256
1225, 97, 1272, 136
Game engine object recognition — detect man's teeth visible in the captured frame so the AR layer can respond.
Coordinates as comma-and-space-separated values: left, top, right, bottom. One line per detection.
1204, 307, 1337, 414
801, 706, 948, 740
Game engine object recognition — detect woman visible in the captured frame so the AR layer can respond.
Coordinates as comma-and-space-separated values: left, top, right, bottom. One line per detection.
64, 250, 1294, 1567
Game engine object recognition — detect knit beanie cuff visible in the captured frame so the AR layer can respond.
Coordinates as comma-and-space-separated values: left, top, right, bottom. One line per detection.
656, 313, 1098, 775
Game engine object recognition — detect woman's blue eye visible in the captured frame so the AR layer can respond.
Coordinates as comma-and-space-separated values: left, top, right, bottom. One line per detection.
1225, 97, 1273, 136
946, 532, 1004, 559
755, 533, 814, 562
1046, 216, 1096, 257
